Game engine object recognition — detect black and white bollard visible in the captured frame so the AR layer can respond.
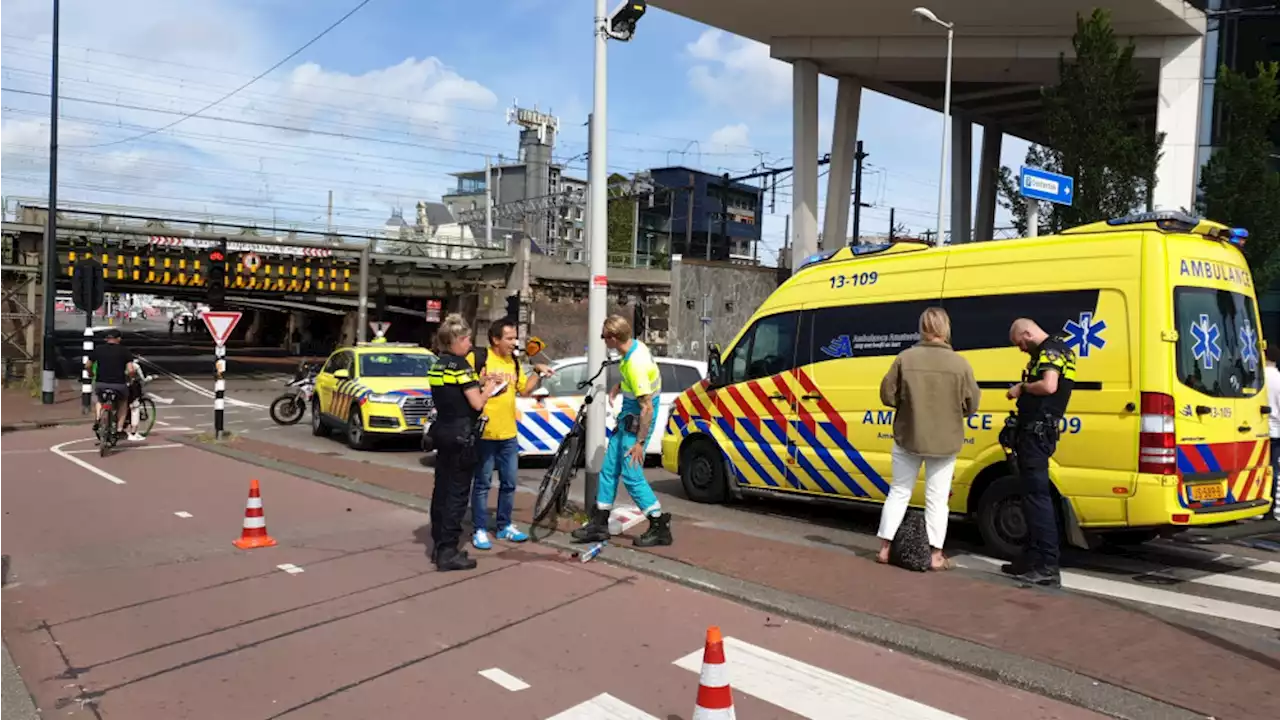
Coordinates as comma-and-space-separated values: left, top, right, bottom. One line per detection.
81, 322, 94, 414
214, 344, 226, 437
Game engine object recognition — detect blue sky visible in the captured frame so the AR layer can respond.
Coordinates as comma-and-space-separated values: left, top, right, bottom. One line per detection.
1, 0, 1028, 263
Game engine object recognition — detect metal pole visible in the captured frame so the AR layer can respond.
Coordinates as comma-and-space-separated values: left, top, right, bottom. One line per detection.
701, 293, 710, 356
40, 0, 61, 404
719, 173, 730, 260
214, 344, 226, 438
326, 190, 333, 232
485, 156, 494, 248
631, 195, 639, 267
888, 207, 896, 241
356, 244, 370, 343
1026, 197, 1039, 238
80, 316, 92, 414
852, 140, 865, 245
935, 25, 954, 246
584, 0, 609, 516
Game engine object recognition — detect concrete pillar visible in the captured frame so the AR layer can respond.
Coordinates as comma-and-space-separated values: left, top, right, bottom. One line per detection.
950, 115, 973, 245
822, 77, 861, 250
974, 125, 1002, 241
791, 59, 820, 271
1153, 35, 1204, 212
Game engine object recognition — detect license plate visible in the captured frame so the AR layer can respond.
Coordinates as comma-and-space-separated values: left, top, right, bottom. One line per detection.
1188, 483, 1225, 502
408, 417, 421, 425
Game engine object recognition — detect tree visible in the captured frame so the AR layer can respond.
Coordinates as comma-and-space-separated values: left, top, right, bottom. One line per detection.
606, 172, 636, 263
996, 9, 1164, 234
1197, 61, 1280, 289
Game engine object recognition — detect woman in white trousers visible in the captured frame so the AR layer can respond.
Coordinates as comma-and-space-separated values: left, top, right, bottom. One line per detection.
875, 307, 981, 571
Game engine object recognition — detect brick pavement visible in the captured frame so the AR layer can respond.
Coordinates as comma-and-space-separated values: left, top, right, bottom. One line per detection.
223, 436, 1279, 719
1, 387, 91, 430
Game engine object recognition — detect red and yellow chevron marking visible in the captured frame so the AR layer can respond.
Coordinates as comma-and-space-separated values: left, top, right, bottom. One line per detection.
1231, 439, 1272, 503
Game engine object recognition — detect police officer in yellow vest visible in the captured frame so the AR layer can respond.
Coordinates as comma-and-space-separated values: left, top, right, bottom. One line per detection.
465, 318, 554, 549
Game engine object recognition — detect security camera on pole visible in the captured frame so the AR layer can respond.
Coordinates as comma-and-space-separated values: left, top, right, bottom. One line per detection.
585, 0, 646, 513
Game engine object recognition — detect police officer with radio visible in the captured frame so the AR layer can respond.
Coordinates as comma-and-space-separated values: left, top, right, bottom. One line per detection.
1003, 318, 1077, 588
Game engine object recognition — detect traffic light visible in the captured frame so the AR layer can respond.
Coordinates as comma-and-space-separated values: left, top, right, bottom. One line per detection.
505, 293, 520, 321
206, 238, 227, 306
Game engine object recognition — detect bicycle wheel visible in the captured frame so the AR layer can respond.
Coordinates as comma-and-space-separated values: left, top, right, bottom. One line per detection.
136, 398, 158, 437
100, 408, 116, 457
530, 432, 582, 540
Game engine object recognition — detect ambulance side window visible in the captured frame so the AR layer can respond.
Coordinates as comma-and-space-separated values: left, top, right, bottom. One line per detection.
727, 312, 800, 384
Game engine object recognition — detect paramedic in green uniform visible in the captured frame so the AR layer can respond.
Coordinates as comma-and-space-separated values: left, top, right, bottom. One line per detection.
571, 315, 673, 547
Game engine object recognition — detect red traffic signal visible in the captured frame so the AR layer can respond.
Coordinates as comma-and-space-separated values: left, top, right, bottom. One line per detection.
209, 250, 225, 262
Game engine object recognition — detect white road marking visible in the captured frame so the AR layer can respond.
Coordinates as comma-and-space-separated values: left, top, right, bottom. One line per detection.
544, 694, 659, 720
66, 443, 182, 455
674, 636, 963, 719
276, 564, 304, 575
1250, 560, 1280, 576
50, 440, 126, 485
1062, 573, 1280, 629
174, 511, 193, 518
156, 426, 196, 432
478, 668, 530, 692
155, 419, 171, 426
136, 355, 268, 409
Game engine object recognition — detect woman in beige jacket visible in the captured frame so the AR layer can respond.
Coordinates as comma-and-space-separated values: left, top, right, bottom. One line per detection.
875, 307, 981, 570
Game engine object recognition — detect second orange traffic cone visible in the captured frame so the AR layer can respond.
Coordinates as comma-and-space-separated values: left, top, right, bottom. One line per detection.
692, 626, 735, 719
233, 479, 277, 550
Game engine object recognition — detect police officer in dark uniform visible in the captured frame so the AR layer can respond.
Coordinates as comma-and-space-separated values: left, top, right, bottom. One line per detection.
1003, 318, 1077, 588
426, 313, 500, 572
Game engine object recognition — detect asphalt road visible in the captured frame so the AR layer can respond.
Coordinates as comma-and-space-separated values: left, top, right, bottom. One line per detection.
0, 424, 1101, 719
62, 325, 1280, 668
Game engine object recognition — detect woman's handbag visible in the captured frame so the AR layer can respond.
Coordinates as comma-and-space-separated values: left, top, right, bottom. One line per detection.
889, 509, 932, 572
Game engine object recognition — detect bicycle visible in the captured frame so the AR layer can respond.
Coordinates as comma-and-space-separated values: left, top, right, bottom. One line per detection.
125, 375, 160, 438
97, 389, 122, 457
529, 359, 617, 541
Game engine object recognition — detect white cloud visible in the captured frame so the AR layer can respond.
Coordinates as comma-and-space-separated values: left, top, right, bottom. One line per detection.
0, 0, 504, 232
708, 123, 750, 150
685, 29, 790, 112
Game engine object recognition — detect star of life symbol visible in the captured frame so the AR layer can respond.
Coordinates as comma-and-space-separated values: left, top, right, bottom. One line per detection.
1063, 311, 1107, 358
1191, 314, 1222, 369
1239, 321, 1260, 372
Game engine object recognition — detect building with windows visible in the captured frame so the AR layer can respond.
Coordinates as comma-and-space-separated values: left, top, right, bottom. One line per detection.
638, 166, 764, 266
442, 163, 586, 258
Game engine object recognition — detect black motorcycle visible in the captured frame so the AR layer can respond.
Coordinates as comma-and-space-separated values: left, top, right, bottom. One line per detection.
269, 361, 317, 425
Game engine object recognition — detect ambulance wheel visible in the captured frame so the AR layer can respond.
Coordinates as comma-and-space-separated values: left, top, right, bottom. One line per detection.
681, 438, 727, 504
311, 398, 328, 437
976, 475, 1028, 560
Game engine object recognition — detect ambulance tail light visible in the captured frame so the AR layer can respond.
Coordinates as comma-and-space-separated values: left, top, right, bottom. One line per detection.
1139, 392, 1177, 475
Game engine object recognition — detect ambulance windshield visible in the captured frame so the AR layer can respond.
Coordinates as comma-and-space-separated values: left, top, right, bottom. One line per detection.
1173, 287, 1263, 398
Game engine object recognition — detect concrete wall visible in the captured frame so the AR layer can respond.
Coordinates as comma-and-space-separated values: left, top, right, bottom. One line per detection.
667, 255, 781, 360
528, 296, 638, 359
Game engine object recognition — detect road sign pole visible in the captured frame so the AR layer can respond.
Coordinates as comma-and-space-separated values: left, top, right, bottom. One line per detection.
1026, 197, 1039, 238
81, 318, 92, 414
357, 244, 370, 344
214, 344, 225, 438
39, 0, 61, 404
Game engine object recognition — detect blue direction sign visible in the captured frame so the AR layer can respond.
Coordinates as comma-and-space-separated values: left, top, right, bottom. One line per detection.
1019, 166, 1075, 206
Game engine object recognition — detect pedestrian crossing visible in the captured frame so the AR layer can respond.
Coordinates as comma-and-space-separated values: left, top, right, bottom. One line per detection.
543, 637, 966, 720
960, 545, 1280, 631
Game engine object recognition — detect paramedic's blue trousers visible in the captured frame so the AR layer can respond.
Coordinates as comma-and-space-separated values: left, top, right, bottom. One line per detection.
597, 420, 661, 517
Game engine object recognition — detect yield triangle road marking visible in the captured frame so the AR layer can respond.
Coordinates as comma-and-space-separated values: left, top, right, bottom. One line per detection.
673, 637, 964, 719
544, 693, 659, 720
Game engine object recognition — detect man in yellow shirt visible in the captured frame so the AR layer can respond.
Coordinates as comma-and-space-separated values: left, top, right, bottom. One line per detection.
467, 318, 553, 549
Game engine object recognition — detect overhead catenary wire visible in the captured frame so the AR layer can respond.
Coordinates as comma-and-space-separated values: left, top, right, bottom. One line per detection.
66, 0, 377, 149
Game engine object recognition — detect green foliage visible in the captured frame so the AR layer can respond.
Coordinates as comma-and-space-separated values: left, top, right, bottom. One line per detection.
1197, 62, 1280, 290
606, 173, 635, 258
996, 9, 1164, 235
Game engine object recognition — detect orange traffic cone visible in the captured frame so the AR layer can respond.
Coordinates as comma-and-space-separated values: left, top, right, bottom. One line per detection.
233, 479, 277, 550
692, 626, 735, 719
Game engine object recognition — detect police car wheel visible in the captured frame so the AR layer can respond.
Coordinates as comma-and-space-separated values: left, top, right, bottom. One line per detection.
311, 398, 328, 437
976, 475, 1028, 560
680, 438, 727, 504
347, 408, 371, 450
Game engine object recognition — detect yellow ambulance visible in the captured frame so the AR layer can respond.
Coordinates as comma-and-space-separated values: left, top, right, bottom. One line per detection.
662, 212, 1273, 557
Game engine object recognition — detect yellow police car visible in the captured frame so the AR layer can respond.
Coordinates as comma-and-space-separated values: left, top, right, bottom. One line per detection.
310, 342, 438, 449
665, 212, 1272, 557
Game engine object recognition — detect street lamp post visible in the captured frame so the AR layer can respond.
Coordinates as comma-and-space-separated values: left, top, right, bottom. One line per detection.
913, 6, 954, 246
40, 0, 62, 404
585, 0, 610, 515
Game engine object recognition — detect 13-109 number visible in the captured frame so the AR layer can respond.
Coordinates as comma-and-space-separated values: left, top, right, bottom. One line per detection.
830, 271, 878, 289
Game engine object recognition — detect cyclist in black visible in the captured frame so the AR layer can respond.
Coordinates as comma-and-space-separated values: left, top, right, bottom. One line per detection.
87, 328, 141, 441
1004, 318, 1077, 588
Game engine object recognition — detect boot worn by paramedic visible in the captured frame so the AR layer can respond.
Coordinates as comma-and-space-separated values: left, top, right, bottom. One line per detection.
632, 512, 673, 547
435, 546, 477, 572
571, 508, 611, 544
